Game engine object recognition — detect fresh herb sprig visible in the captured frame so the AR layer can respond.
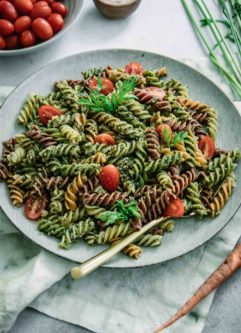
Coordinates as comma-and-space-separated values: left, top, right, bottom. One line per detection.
182, 0, 241, 98
79, 77, 137, 114
163, 128, 188, 147
99, 200, 141, 226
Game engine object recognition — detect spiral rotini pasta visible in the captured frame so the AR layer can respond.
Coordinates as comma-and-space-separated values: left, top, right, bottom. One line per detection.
0, 62, 240, 258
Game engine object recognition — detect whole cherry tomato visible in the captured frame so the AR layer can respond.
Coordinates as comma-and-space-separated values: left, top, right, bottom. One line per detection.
164, 198, 185, 218
38, 104, 63, 126
0, 1, 18, 22
156, 124, 173, 143
51, 2, 67, 17
125, 61, 143, 75
24, 196, 47, 220
41, 0, 54, 5
14, 0, 34, 14
5, 34, 19, 49
0, 35, 6, 49
47, 12, 63, 33
32, 17, 53, 40
14, 16, 32, 33
20, 29, 36, 47
31, 4, 51, 19
0, 19, 14, 35
95, 133, 116, 145
198, 135, 215, 160
99, 165, 120, 192
88, 77, 114, 96
34, 1, 49, 9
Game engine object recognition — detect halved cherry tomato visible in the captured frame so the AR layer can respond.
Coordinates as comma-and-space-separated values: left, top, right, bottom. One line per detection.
0, 1, 18, 22
32, 17, 53, 40
15, 16, 32, 33
38, 105, 62, 126
88, 77, 114, 96
125, 61, 143, 75
47, 12, 63, 33
156, 124, 173, 142
198, 135, 215, 160
95, 133, 116, 145
20, 30, 36, 47
51, 2, 67, 17
0, 35, 6, 49
5, 34, 19, 49
24, 196, 47, 220
164, 198, 185, 218
144, 86, 166, 100
14, 0, 33, 14
0, 19, 14, 35
99, 165, 120, 192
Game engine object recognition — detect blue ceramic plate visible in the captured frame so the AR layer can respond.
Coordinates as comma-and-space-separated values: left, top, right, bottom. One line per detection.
0, 49, 240, 267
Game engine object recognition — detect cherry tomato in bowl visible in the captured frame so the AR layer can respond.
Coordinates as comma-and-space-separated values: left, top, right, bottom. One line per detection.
14, 0, 34, 14
32, 17, 53, 40
0, 19, 14, 35
47, 12, 63, 33
198, 135, 215, 160
0, 0, 18, 22
0, 35, 6, 49
164, 198, 185, 218
99, 165, 120, 192
15, 16, 32, 33
5, 34, 19, 49
24, 196, 47, 220
38, 105, 63, 126
88, 77, 114, 96
20, 30, 37, 47
31, 4, 52, 20
51, 2, 67, 17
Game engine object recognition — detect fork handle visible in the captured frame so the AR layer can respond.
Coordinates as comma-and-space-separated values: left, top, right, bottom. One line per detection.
71, 217, 167, 279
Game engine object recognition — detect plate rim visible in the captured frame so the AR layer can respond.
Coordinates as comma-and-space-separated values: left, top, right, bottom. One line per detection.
0, 48, 241, 268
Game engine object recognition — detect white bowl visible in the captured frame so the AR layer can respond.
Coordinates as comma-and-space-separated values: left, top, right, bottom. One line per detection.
0, 0, 84, 56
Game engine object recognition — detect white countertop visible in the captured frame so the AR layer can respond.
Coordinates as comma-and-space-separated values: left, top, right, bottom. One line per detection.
2, 1, 241, 333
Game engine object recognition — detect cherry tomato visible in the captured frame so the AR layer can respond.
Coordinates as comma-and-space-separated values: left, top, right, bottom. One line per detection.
0, 1, 18, 22
0, 35, 6, 49
51, 2, 67, 17
198, 135, 215, 160
125, 61, 143, 75
24, 196, 47, 220
32, 17, 53, 40
5, 34, 19, 49
156, 124, 173, 142
38, 105, 63, 126
43, 0, 54, 4
31, 4, 51, 19
14, 0, 33, 14
0, 19, 14, 35
99, 165, 120, 192
20, 29, 36, 47
34, 1, 49, 9
164, 198, 185, 218
47, 12, 63, 33
95, 133, 116, 145
144, 86, 166, 100
88, 77, 114, 96
14, 16, 32, 33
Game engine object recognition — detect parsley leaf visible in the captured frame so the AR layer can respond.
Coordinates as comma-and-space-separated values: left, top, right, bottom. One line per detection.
79, 78, 137, 114
98, 200, 141, 226
163, 127, 171, 146
172, 131, 188, 146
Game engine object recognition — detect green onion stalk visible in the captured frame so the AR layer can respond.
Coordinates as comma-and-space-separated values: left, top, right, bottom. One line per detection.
181, 0, 241, 99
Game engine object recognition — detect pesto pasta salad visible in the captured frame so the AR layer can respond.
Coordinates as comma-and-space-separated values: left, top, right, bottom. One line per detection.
0, 61, 240, 259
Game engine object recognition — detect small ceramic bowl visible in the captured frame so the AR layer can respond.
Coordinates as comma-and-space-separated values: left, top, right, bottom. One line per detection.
0, 0, 84, 57
93, 0, 142, 19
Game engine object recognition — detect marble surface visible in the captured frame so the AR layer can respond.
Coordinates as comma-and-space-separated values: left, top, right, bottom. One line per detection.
1, 0, 241, 332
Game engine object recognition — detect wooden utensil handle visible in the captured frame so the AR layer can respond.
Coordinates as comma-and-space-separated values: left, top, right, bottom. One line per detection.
71, 217, 166, 279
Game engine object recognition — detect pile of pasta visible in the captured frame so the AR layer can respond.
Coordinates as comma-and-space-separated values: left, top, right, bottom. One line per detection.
0, 62, 240, 259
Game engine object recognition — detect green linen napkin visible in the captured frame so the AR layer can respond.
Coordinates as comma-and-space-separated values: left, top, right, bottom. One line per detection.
0, 59, 241, 333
